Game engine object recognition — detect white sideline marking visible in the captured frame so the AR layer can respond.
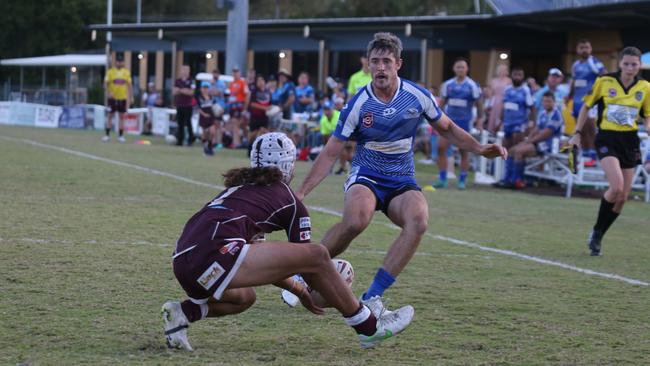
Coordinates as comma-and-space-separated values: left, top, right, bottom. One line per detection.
5, 136, 648, 287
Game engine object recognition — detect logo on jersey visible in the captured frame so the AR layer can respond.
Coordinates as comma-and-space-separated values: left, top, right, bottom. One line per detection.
300, 230, 311, 241
405, 107, 419, 118
599, 146, 609, 154
635, 91, 643, 101
219, 241, 241, 256
608, 88, 617, 97
362, 112, 374, 128
197, 261, 225, 290
299, 217, 311, 229
382, 107, 397, 117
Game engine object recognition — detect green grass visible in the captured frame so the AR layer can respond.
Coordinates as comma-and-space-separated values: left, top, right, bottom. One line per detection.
1, 125, 649, 365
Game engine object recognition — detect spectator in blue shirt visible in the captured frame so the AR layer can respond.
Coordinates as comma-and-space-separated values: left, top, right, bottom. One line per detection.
533, 68, 568, 111
293, 71, 315, 114
273, 68, 295, 120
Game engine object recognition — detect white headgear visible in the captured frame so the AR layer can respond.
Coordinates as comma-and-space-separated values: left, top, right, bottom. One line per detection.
250, 132, 296, 183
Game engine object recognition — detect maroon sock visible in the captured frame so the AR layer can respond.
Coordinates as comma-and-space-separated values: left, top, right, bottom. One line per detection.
180, 300, 202, 323
346, 304, 378, 336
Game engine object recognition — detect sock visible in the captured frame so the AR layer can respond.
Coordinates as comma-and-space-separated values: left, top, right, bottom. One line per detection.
118, 129, 124, 137
362, 268, 396, 300
588, 149, 598, 160
514, 161, 525, 181
439, 170, 447, 182
105, 128, 110, 136
344, 304, 377, 336
180, 300, 208, 323
593, 197, 619, 235
459, 170, 468, 183
505, 157, 514, 182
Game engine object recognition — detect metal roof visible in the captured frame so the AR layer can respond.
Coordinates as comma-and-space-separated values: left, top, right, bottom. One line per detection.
0, 54, 106, 67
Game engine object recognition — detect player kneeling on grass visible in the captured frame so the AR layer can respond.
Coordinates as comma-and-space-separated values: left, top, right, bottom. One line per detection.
162, 132, 414, 351
507, 92, 564, 189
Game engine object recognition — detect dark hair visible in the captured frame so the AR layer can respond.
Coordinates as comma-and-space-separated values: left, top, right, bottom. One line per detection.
366, 32, 403, 60
542, 91, 555, 100
577, 38, 591, 45
256, 74, 266, 82
453, 57, 469, 67
619, 46, 642, 60
511, 66, 524, 73
223, 166, 283, 188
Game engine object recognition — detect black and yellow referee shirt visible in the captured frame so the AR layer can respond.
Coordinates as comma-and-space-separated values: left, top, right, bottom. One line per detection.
583, 72, 650, 132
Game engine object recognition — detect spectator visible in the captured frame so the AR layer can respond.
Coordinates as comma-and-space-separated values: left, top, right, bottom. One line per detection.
319, 101, 339, 145
103, 52, 133, 143
247, 74, 272, 155
227, 65, 249, 148
196, 81, 219, 156
210, 68, 227, 111
533, 68, 568, 111
508, 91, 564, 189
173, 65, 195, 146
141, 81, 159, 135
330, 77, 348, 103
487, 64, 512, 133
526, 77, 541, 93
347, 55, 372, 100
274, 68, 295, 120
294, 71, 315, 114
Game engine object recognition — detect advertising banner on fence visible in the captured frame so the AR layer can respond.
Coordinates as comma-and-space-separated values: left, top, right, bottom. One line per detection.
123, 113, 142, 135
59, 106, 86, 129
152, 108, 171, 136
10, 103, 37, 126
34, 105, 62, 128
0, 102, 10, 124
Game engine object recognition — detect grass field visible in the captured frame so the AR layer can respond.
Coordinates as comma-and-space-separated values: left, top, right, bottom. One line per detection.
1, 125, 649, 365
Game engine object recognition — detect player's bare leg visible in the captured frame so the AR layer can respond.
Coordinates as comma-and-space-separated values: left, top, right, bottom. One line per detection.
320, 185, 376, 258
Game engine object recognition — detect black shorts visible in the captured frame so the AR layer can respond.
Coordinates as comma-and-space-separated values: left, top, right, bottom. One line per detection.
107, 98, 127, 113
595, 130, 641, 169
249, 117, 269, 132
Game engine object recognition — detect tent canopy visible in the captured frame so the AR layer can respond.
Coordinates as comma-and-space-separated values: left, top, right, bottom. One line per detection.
0, 54, 105, 67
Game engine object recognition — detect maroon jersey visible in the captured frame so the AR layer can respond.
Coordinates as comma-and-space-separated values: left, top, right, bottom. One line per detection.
174, 181, 311, 255
174, 78, 194, 107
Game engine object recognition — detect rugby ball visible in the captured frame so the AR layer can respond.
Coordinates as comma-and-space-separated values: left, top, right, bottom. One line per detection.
266, 105, 282, 118
311, 258, 355, 308
211, 103, 224, 117
164, 134, 177, 145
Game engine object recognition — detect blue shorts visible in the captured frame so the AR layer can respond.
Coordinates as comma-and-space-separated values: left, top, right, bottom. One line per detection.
504, 124, 525, 139
344, 166, 420, 215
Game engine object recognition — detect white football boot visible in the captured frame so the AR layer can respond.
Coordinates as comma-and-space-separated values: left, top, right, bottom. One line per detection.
281, 274, 306, 307
101, 135, 110, 142
358, 305, 415, 349
161, 301, 193, 351
118, 136, 126, 143
361, 295, 393, 317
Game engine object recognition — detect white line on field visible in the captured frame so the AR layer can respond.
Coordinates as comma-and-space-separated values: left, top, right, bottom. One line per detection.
4, 136, 648, 287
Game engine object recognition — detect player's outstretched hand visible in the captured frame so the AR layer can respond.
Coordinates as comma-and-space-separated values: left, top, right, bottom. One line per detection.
479, 144, 508, 160
298, 289, 325, 315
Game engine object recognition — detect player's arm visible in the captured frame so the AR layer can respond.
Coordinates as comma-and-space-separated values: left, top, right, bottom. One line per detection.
432, 114, 507, 159
296, 137, 346, 200
104, 73, 112, 99
528, 128, 553, 144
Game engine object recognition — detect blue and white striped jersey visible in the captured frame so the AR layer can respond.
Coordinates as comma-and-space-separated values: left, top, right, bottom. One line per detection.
333, 78, 442, 176
441, 77, 481, 123
502, 84, 534, 126
572, 56, 606, 106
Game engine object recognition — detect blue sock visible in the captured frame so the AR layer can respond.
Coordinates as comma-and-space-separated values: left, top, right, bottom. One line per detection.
588, 149, 597, 159
439, 170, 447, 182
515, 161, 525, 181
504, 157, 514, 182
459, 170, 468, 183
362, 268, 396, 300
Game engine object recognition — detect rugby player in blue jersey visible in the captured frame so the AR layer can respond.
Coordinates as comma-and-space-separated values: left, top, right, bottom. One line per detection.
295, 32, 507, 315
431, 58, 484, 190
568, 39, 607, 166
508, 92, 564, 189
494, 66, 536, 188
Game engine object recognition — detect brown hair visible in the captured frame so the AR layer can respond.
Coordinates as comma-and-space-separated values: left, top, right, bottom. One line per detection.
619, 46, 642, 60
223, 166, 283, 188
366, 32, 403, 60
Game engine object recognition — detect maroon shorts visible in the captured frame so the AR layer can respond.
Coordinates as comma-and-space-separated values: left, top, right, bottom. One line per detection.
107, 98, 127, 113
199, 116, 215, 129
172, 239, 250, 303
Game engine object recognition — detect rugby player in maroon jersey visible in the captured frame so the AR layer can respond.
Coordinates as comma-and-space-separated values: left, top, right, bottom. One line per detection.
162, 132, 414, 350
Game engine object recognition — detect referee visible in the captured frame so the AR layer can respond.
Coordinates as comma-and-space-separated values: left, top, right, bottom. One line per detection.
570, 46, 650, 256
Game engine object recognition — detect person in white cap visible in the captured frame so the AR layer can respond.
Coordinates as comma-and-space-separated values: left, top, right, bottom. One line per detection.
161, 132, 414, 351
533, 68, 568, 112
